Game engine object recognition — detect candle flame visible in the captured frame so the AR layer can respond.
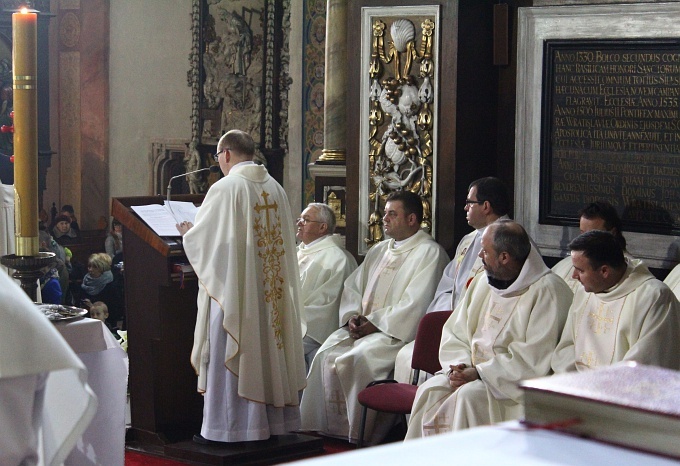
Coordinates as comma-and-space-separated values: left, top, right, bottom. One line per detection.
19, 7, 29, 14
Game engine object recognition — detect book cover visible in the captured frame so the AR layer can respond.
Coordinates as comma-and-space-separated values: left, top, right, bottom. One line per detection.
520, 362, 680, 459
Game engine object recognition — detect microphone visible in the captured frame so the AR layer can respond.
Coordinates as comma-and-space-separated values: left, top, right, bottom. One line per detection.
166, 165, 220, 202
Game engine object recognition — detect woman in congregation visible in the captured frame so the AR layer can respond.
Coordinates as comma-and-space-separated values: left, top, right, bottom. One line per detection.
105, 218, 124, 262
81, 252, 124, 328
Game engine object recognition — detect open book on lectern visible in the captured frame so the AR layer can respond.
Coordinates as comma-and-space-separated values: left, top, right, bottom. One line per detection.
131, 201, 199, 237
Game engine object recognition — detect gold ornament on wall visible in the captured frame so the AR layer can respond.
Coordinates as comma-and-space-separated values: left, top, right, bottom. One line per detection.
365, 17, 435, 247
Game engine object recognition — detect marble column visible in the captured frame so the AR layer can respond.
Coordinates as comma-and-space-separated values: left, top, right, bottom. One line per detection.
317, 0, 347, 163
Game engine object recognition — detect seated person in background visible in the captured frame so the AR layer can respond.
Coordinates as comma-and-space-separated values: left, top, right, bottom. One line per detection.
39, 264, 62, 305
296, 202, 357, 371
394, 176, 510, 384
0, 269, 96, 465
552, 230, 680, 372
405, 220, 572, 439
552, 201, 630, 292
88, 301, 119, 336
664, 263, 680, 300
300, 190, 449, 445
81, 253, 124, 328
59, 204, 80, 233
51, 214, 80, 246
39, 228, 70, 304
105, 219, 123, 261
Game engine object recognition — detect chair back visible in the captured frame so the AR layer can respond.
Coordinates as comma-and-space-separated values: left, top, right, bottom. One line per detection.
411, 310, 453, 375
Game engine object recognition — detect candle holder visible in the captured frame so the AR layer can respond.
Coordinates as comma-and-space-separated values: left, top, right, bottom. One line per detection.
1, 251, 55, 301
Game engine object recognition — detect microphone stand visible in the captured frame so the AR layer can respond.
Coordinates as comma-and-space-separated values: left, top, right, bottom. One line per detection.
166, 165, 220, 223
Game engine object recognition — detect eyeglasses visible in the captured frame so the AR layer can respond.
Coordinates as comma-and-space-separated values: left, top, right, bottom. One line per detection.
212, 148, 230, 162
465, 199, 485, 205
296, 218, 325, 225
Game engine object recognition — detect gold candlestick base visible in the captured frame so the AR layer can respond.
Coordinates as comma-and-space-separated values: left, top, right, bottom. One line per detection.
317, 149, 346, 163
1, 252, 56, 302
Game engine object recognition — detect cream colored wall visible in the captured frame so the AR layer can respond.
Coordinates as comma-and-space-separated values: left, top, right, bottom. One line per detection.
109, 0, 304, 217
109, 0, 192, 199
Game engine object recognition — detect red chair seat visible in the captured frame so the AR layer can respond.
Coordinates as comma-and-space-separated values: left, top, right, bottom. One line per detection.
357, 382, 419, 414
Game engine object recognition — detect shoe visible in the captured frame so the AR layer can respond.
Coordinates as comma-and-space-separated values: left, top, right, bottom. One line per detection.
193, 434, 227, 445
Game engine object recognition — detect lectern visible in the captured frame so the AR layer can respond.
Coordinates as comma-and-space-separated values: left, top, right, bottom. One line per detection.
112, 195, 204, 444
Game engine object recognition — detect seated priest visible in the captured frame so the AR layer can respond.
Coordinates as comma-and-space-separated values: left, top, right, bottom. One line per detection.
552, 201, 631, 292
552, 230, 680, 372
0, 269, 96, 465
664, 263, 680, 300
405, 220, 572, 439
296, 202, 357, 371
394, 176, 510, 384
300, 190, 449, 445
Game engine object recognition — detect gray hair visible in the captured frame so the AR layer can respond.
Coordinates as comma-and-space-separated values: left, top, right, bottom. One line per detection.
308, 202, 336, 233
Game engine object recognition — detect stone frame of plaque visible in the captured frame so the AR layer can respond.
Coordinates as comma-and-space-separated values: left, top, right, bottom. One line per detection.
539, 38, 680, 236
515, 3, 680, 269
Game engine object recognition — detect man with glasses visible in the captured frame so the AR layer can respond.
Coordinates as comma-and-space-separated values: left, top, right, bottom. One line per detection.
300, 190, 448, 445
394, 177, 510, 384
177, 129, 306, 444
296, 203, 357, 372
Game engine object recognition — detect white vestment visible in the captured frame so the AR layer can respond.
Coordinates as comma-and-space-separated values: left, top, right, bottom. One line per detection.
405, 247, 572, 439
664, 263, 680, 301
394, 227, 488, 384
298, 234, 357, 369
184, 163, 307, 442
552, 259, 680, 373
0, 270, 97, 465
300, 230, 448, 444
1, 183, 13, 274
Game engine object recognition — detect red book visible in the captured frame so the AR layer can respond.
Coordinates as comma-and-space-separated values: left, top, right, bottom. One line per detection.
520, 362, 680, 459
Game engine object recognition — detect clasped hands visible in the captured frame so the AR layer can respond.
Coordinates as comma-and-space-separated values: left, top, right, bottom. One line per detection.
176, 221, 194, 236
348, 315, 378, 340
447, 363, 479, 389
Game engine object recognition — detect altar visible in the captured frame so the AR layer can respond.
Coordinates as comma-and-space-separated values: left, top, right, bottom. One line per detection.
54, 317, 128, 466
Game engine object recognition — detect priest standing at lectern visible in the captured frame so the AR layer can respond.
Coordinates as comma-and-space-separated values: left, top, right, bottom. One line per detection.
177, 129, 307, 444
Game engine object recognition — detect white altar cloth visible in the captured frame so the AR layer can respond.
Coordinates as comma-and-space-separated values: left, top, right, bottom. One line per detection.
54, 318, 128, 466
289, 422, 680, 466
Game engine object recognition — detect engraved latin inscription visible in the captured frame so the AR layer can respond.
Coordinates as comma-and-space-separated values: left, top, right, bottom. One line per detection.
543, 41, 680, 232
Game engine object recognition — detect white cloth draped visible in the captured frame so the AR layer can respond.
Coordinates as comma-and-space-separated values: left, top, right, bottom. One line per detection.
1, 183, 14, 274
664, 263, 680, 300
0, 270, 97, 466
405, 247, 573, 439
552, 258, 680, 372
183, 163, 306, 442
300, 230, 448, 444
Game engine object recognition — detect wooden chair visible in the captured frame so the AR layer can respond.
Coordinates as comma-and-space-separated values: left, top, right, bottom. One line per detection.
356, 310, 453, 448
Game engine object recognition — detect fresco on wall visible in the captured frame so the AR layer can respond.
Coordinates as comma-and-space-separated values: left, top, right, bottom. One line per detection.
302, 0, 326, 205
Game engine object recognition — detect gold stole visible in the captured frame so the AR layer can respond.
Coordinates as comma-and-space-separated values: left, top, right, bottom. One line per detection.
360, 250, 408, 316
574, 295, 626, 369
471, 293, 519, 365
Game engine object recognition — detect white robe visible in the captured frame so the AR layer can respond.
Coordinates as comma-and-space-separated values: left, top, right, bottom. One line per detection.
0, 270, 97, 466
405, 247, 572, 439
394, 227, 487, 384
300, 230, 448, 444
1, 183, 13, 274
552, 259, 680, 373
664, 263, 680, 301
184, 163, 307, 442
298, 234, 357, 367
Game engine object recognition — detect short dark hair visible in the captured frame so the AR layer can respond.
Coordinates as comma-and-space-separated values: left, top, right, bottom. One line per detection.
219, 129, 255, 158
386, 190, 423, 223
568, 230, 626, 270
491, 219, 530, 262
60, 204, 75, 215
469, 177, 510, 216
578, 201, 626, 250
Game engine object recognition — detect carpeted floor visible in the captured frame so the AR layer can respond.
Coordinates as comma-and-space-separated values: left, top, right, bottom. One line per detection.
125, 435, 355, 465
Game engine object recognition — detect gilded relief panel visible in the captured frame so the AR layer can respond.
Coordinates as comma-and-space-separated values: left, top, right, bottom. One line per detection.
359, 7, 440, 253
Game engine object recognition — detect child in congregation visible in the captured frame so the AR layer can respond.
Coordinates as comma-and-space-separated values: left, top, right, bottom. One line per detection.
87, 301, 119, 336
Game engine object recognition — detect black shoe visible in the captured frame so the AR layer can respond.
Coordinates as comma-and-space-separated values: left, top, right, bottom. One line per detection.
193, 434, 226, 445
